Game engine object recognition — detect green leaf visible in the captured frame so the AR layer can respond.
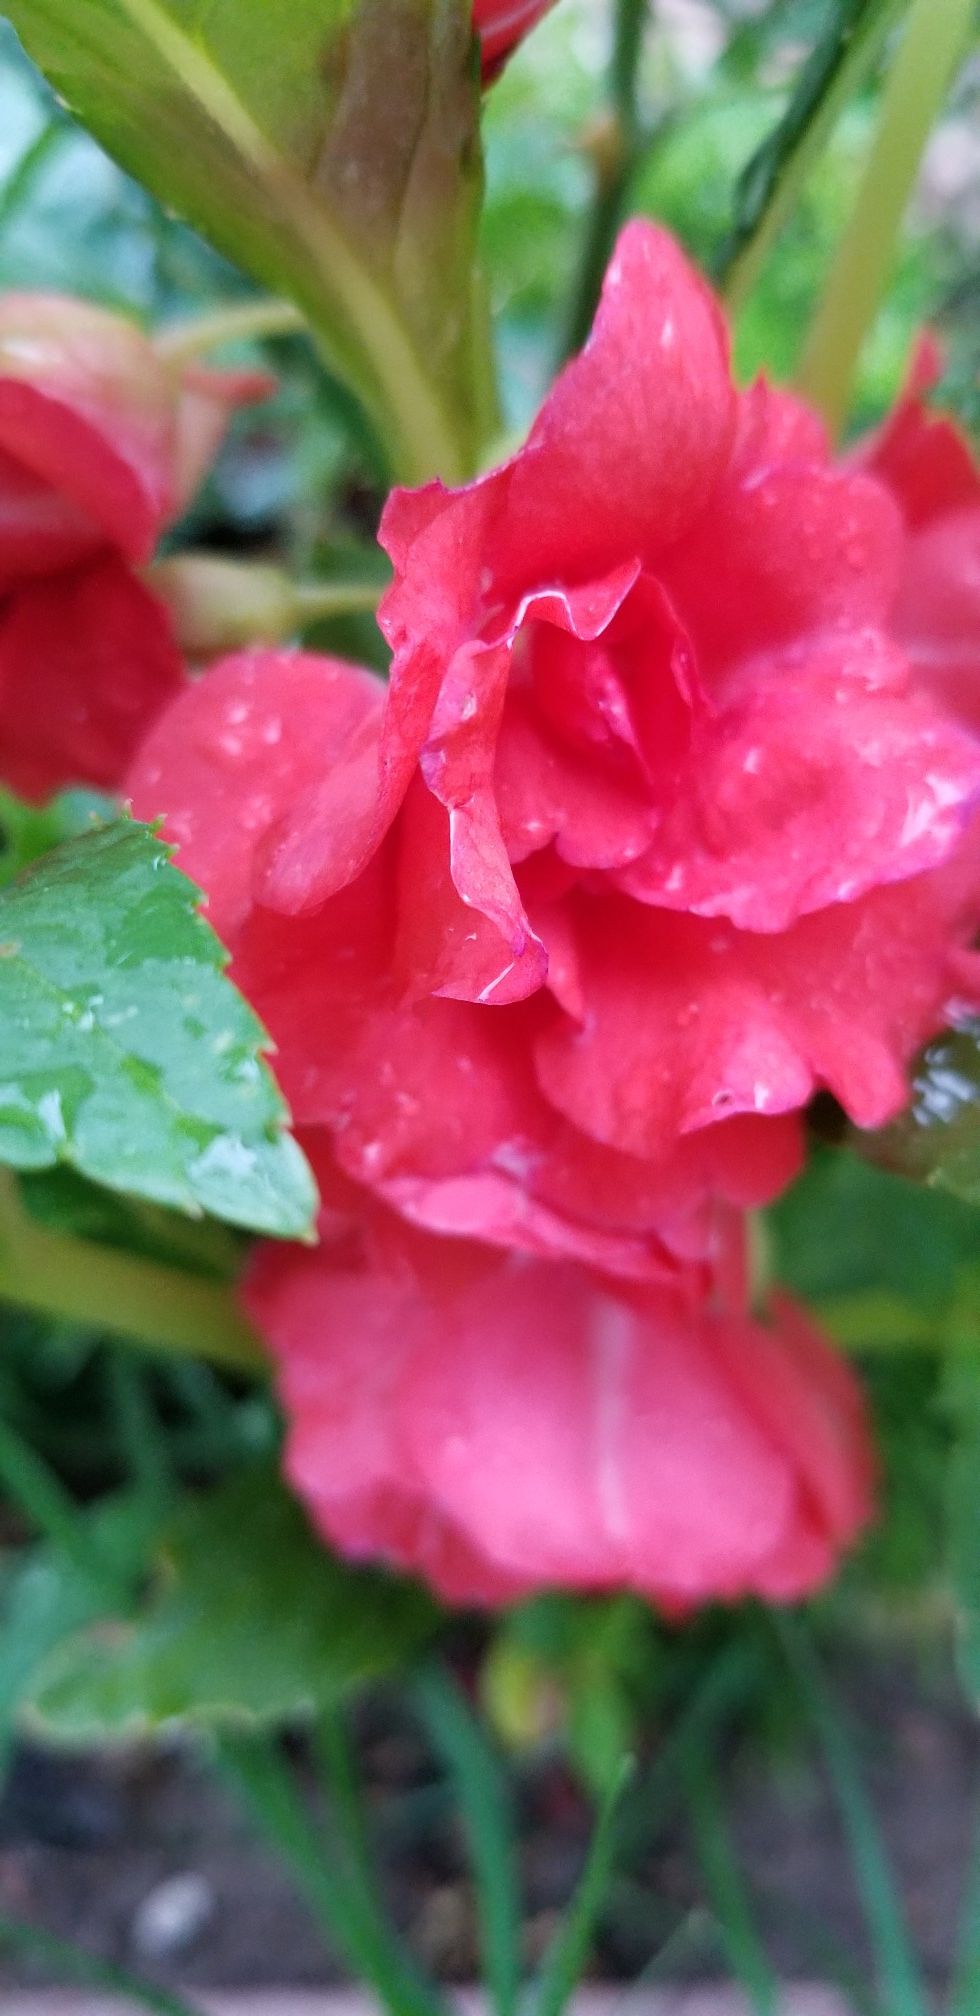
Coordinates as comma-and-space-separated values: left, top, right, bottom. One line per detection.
850, 1021, 980, 1210
0, 1488, 168, 1776
0, 818, 316, 1238
27, 1463, 439, 1737
4, 0, 485, 480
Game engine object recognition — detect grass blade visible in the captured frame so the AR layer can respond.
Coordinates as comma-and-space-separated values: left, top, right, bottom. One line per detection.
777, 1614, 929, 2016
218, 1729, 446, 2016
716, 0, 908, 315
0, 1912, 204, 2016
412, 1663, 522, 2016
532, 1755, 634, 2016
948, 1808, 980, 2016
681, 1745, 778, 2016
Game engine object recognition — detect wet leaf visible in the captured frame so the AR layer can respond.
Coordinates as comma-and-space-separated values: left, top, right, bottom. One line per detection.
0, 818, 316, 1237
28, 1464, 439, 1736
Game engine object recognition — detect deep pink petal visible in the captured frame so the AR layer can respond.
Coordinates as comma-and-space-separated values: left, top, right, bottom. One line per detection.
617, 632, 980, 929
0, 558, 184, 800
249, 1231, 528, 1606
0, 296, 177, 561
863, 334, 980, 530
536, 882, 979, 1155
0, 448, 104, 591
408, 1278, 856, 1605
658, 451, 903, 683
252, 1189, 872, 1611
127, 648, 384, 943
500, 221, 735, 583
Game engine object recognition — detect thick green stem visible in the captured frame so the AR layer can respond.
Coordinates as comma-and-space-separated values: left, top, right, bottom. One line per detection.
0, 1173, 264, 1376
555, 0, 648, 365
797, 0, 975, 435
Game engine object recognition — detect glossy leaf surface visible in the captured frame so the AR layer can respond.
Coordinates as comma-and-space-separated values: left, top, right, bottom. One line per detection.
0, 819, 316, 1236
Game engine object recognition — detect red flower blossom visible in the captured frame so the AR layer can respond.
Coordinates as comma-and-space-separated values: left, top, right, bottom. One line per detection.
129, 224, 980, 1276
248, 1166, 874, 1609
473, 0, 556, 77
0, 293, 269, 801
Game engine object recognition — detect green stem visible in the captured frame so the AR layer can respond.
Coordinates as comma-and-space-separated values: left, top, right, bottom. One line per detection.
0, 1173, 264, 1376
155, 296, 307, 364
718, 0, 908, 320
797, 0, 975, 435
293, 580, 384, 623
148, 554, 383, 656
555, 0, 648, 365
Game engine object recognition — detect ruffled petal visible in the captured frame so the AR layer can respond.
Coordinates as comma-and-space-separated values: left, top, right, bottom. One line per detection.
658, 450, 903, 683
499, 221, 735, 584
127, 647, 384, 942
617, 632, 980, 929
535, 882, 978, 1154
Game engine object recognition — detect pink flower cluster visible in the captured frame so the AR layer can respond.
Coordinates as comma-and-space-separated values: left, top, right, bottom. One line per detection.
11, 224, 980, 1610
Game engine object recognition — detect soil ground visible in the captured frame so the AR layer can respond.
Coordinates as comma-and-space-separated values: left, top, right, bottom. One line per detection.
0, 1653, 976, 1996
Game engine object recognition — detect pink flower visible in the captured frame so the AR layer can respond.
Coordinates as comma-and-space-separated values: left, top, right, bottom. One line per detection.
129, 224, 980, 1277
248, 1166, 874, 1609
473, 0, 556, 77
0, 293, 269, 801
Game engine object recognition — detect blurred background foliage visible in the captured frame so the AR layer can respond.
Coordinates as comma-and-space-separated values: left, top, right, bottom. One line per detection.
0, 0, 979, 2005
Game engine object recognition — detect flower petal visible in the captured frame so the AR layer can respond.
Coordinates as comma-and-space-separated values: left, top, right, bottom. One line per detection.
127, 648, 384, 942
536, 883, 978, 1154
0, 558, 184, 801
617, 632, 980, 929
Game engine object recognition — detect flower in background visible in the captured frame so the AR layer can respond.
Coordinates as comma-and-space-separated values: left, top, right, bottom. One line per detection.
248, 1161, 874, 1609
473, 0, 557, 78
0, 293, 270, 801
130, 223, 980, 1282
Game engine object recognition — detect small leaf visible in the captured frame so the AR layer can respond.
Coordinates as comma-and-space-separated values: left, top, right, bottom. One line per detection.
27, 1464, 439, 1738
5, 0, 485, 479
0, 818, 316, 1237
851, 1021, 980, 1210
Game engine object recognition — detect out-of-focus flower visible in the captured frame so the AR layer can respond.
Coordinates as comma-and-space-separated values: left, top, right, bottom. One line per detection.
248, 1163, 874, 1609
0, 293, 269, 801
129, 225, 980, 1277
473, 0, 556, 78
